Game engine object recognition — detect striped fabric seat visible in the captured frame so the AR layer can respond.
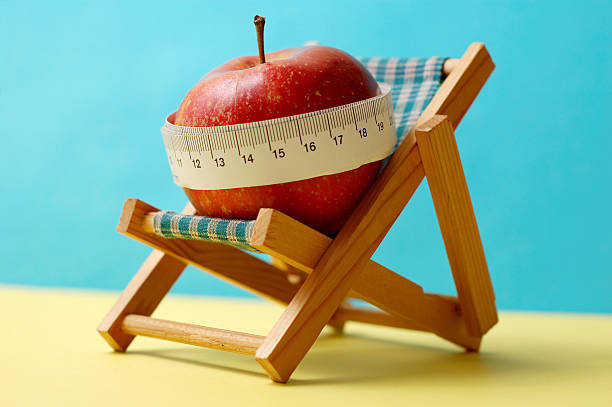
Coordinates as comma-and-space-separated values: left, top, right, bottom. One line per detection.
153, 210, 256, 251
152, 56, 446, 251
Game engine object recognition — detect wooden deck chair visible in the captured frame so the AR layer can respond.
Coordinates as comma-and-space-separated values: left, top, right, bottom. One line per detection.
98, 42, 497, 383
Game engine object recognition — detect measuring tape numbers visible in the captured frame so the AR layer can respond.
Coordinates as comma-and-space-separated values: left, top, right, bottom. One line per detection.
161, 83, 396, 190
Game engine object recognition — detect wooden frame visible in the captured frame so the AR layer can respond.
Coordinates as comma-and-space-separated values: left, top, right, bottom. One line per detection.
98, 42, 497, 383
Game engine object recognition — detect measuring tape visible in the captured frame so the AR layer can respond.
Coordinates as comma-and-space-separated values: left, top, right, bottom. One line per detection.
161, 83, 396, 190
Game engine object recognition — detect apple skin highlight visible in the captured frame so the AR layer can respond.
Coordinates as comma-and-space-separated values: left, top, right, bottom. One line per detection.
175, 46, 382, 236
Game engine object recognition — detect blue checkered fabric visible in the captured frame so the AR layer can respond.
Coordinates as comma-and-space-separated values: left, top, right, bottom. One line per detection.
358, 56, 446, 147
153, 210, 257, 251
151, 56, 445, 251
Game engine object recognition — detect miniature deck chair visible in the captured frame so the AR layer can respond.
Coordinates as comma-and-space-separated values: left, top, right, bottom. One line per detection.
98, 43, 497, 383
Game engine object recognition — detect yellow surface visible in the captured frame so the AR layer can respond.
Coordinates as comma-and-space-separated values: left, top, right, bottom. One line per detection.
1, 285, 611, 406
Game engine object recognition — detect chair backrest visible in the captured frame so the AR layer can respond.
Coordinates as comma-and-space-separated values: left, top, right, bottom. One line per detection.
147, 52, 464, 251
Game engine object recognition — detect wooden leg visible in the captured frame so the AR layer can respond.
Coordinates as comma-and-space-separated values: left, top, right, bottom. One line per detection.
99, 199, 302, 353
100, 44, 496, 378
109, 198, 344, 336
351, 263, 482, 350
255, 138, 426, 382
97, 202, 197, 351
98, 250, 187, 351
252, 206, 481, 350
416, 115, 497, 336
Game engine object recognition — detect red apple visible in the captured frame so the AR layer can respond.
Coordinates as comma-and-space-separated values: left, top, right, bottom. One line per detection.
174, 19, 382, 236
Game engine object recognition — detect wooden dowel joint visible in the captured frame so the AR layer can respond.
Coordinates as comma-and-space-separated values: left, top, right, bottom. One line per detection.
442, 58, 459, 77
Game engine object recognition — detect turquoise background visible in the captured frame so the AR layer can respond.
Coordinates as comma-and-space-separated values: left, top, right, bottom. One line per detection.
1, 1, 610, 313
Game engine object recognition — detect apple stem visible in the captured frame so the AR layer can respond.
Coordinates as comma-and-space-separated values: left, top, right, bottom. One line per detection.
254, 15, 266, 64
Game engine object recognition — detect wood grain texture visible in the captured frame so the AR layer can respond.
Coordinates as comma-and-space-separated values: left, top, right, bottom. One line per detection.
251, 208, 481, 350
327, 302, 480, 353
142, 209, 348, 333
110, 199, 344, 354
416, 115, 497, 336
116, 199, 301, 305
253, 44, 495, 382
97, 202, 196, 351
255, 133, 430, 382
331, 306, 426, 331
122, 315, 264, 355
104, 43, 495, 381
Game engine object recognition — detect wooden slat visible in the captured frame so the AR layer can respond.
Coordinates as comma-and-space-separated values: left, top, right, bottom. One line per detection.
254, 133, 431, 382
116, 198, 300, 305
253, 44, 495, 382
328, 302, 481, 354
352, 262, 482, 350
105, 43, 495, 380
122, 315, 264, 355
97, 203, 195, 351
250, 208, 481, 350
416, 115, 497, 335
139, 206, 475, 345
